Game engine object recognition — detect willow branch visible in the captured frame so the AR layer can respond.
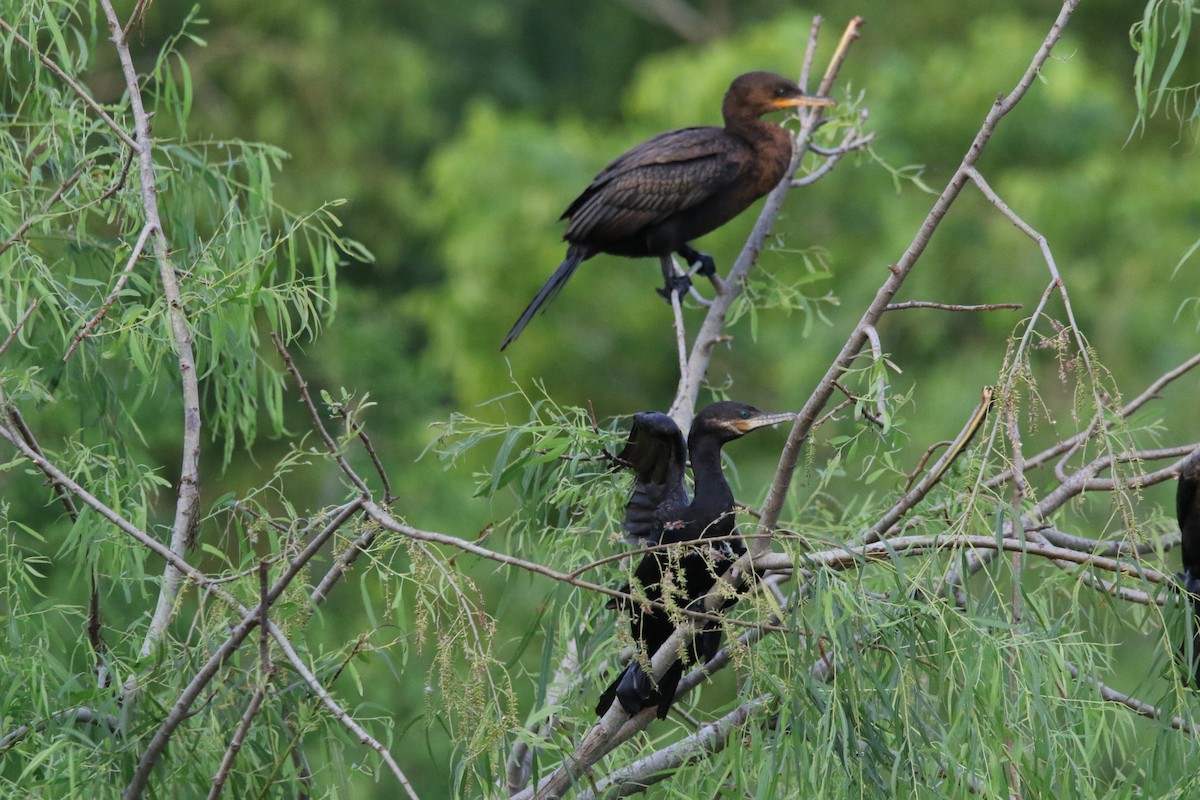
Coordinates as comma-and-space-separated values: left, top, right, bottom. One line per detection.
1063, 660, 1200, 735
578, 698, 769, 799
272, 332, 371, 495
268, 625, 422, 800
96, 0, 205, 659
753, 0, 1082, 561
668, 15, 864, 429
942, 444, 1198, 592
790, 121, 874, 187
0, 707, 120, 751
885, 301, 1023, 312
0, 167, 84, 256
0, 17, 140, 151
121, 501, 365, 799
979, 353, 1200, 489
507, 639, 581, 796
65, 221, 154, 360
205, 564, 274, 800
862, 386, 993, 543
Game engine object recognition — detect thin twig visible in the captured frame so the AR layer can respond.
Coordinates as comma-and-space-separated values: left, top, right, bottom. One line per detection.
791, 124, 874, 187
753, 0, 1081, 563
1062, 660, 1200, 735
206, 563, 274, 800
0, 17, 140, 152
333, 404, 394, 504
984, 352, 1200, 489
0, 300, 38, 359
268, 626, 422, 800
271, 332, 371, 495
65, 221, 154, 360
99, 147, 136, 203
0, 168, 84, 257
862, 386, 993, 543
885, 301, 1023, 312
0, 707, 120, 751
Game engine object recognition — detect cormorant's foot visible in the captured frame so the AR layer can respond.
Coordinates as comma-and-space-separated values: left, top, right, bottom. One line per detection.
691, 253, 717, 277
1181, 570, 1200, 596
656, 273, 693, 301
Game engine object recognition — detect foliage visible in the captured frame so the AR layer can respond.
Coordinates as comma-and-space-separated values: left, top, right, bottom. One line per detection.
0, 0, 1199, 799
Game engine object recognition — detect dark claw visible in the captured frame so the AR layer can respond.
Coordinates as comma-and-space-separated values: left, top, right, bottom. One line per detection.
691, 252, 717, 277
656, 273, 692, 301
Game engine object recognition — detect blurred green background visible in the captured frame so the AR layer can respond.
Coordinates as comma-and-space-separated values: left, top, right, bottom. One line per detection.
38, 0, 1200, 794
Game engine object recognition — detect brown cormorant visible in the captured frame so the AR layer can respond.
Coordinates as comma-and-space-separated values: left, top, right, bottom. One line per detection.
501, 72, 833, 349
596, 401, 794, 719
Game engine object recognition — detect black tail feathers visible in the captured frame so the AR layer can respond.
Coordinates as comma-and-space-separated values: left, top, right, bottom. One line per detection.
595, 660, 684, 720
500, 248, 586, 350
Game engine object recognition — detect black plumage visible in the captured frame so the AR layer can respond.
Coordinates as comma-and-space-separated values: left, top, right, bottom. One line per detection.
1178, 449, 1200, 684
596, 401, 793, 719
501, 72, 833, 349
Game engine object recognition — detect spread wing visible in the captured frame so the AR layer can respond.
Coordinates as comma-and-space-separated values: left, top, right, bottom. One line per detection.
616, 411, 688, 542
562, 127, 745, 244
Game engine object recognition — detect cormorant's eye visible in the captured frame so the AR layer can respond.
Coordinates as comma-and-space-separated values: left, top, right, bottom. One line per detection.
740, 410, 752, 419
775, 86, 789, 97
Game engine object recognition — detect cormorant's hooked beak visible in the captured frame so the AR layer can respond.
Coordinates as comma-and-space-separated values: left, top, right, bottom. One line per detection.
774, 94, 835, 109
732, 411, 796, 433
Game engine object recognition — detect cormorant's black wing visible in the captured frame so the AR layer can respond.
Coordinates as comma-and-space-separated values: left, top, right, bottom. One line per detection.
1175, 449, 1200, 687
1179, 450, 1200, 587
561, 127, 744, 245
616, 412, 688, 542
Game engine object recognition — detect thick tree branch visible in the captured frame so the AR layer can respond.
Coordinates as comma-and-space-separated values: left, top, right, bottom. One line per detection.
578, 697, 769, 799
97, 0, 205, 659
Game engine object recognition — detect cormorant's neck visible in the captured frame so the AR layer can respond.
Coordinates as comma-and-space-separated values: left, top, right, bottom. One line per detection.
723, 109, 778, 141
721, 111, 794, 185
687, 434, 733, 507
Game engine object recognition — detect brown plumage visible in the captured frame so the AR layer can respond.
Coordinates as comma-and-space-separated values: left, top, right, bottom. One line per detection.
501, 71, 833, 349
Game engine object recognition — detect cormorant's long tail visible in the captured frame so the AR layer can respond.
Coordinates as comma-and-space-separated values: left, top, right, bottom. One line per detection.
500, 248, 586, 350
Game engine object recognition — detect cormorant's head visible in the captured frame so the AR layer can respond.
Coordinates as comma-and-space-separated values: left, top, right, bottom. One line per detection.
691, 401, 795, 444
725, 71, 835, 119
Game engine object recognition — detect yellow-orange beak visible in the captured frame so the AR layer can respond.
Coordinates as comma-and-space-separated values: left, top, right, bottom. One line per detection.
731, 411, 796, 433
773, 95, 835, 109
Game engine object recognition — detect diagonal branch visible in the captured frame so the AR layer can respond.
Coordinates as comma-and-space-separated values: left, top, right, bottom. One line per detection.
0, 167, 85, 257
668, 15, 865, 429
65, 221, 154, 360
753, 0, 1083, 560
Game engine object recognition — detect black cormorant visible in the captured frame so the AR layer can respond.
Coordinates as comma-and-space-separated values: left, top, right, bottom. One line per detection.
596, 401, 793, 719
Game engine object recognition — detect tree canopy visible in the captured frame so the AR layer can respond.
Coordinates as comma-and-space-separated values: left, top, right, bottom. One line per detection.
1, 0, 1199, 797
